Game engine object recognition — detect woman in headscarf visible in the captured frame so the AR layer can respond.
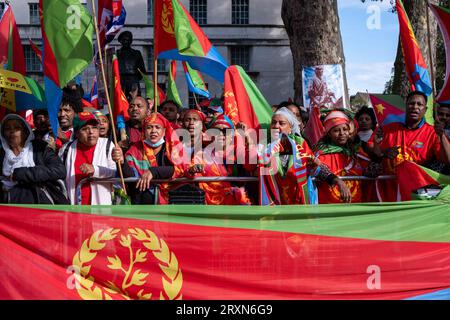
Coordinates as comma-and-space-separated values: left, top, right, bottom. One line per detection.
259, 107, 351, 205
113, 113, 177, 204
0, 114, 68, 204
177, 111, 251, 205
314, 110, 376, 204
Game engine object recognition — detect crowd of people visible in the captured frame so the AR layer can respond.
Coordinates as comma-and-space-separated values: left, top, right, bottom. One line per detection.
0, 84, 449, 206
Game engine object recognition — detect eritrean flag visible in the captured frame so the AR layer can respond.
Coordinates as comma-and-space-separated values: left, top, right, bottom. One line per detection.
0, 3, 25, 75
139, 69, 166, 107
223, 65, 272, 129
166, 60, 183, 107
182, 61, 210, 98
40, 0, 94, 134
1, 200, 450, 300
369, 94, 405, 126
112, 55, 129, 121
429, 4, 450, 104
154, 0, 228, 83
395, 161, 450, 201
396, 0, 432, 97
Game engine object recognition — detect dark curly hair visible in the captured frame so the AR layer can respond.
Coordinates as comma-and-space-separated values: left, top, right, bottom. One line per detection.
61, 87, 83, 113
355, 106, 377, 130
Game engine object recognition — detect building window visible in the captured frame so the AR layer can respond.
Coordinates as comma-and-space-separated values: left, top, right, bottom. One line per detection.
24, 45, 42, 72
29, 3, 40, 24
190, 0, 207, 25
0, 3, 5, 17
147, 0, 153, 25
232, 0, 249, 25
188, 88, 209, 109
147, 46, 166, 72
230, 46, 250, 71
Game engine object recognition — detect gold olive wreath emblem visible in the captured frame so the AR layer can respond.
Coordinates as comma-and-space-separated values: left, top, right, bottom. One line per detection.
72, 228, 183, 300
162, 1, 175, 35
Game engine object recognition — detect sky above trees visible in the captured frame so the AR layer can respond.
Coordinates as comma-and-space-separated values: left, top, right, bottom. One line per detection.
338, 0, 399, 95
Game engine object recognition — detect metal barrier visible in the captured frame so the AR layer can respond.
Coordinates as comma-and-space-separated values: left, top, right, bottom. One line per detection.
75, 175, 397, 205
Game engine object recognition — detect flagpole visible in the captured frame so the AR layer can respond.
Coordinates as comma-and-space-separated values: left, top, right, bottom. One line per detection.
193, 92, 200, 110
91, 0, 127, 195
153, 0, 158, 114
153, 58, 158, 113
426, 3, 437, 98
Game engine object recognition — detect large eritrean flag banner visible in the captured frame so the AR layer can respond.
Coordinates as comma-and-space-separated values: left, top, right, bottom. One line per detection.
1, 198, 450, 300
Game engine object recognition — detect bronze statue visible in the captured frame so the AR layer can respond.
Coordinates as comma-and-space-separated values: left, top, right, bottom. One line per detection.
116, 31, 146, 101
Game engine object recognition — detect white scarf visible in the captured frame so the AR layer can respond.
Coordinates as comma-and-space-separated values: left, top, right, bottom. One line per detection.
358, 129, 373, 143
0, 114, 35, 190
274, 107, 301, 136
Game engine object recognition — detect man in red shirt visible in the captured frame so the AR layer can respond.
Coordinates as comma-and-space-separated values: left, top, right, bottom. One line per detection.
118, 96, 149, 151
376, 91, 450, 201
54, 87, 83, 151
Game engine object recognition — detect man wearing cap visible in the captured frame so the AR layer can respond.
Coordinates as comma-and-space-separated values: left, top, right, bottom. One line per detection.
375, 91, 450, 201
59, 112, 118, 205
117, 31, 146, 100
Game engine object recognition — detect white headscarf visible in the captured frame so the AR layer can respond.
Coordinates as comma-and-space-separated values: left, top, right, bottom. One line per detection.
0, 114, 35, 190
273, 107, 301, 136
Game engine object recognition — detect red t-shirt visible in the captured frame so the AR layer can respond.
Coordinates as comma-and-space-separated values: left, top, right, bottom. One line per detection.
317, 151, 368, 204
380, 122, 441, 173
74, 143, 96, 205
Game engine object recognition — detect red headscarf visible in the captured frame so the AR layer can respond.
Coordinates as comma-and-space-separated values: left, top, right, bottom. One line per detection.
142, 113, 173, 141
323, 110, 350, 133
183, 109, 206, 122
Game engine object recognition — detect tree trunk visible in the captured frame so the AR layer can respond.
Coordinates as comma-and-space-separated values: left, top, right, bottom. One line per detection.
281, 0, 348, 105
392, 0, 439, 98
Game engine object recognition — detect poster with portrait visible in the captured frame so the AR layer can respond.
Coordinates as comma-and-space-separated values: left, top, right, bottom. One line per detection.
302, 64, 347, 111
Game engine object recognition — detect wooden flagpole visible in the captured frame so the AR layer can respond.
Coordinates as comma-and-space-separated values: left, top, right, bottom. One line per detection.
153, 0, 158, 114
91, 0, 127, 194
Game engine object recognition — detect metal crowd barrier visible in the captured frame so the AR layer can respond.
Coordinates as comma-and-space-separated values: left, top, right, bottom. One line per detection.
75, 175, 397, 205
0, 175, 397, 205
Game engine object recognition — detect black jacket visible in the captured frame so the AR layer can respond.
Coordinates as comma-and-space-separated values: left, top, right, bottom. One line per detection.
0, 140, 69, 204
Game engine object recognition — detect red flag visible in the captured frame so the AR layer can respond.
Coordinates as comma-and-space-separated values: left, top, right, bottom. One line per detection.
28, 38, 43, 63
396, 0, 432, 96
223, 65, 272, 129
303, 107, 325, 147
112, 55, 129, 120
0, 3, 25, 74
1, 205, 450, 299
